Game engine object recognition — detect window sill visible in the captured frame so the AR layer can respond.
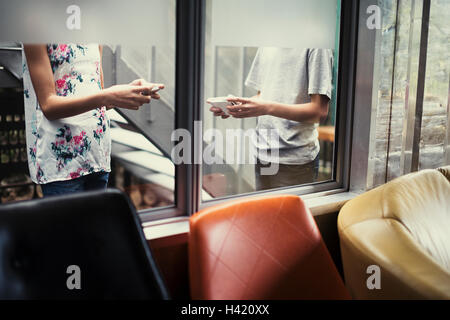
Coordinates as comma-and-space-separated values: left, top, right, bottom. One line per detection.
143, 191, 360, 241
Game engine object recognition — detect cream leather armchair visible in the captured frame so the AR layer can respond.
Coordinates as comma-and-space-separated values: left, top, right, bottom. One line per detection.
338, 167, 450, 299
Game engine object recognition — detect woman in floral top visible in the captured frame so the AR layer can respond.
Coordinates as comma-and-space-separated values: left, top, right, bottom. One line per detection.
22, 44, 163, 196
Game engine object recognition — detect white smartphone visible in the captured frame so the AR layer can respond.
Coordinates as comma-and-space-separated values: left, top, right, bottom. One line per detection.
207, 95, 236, 116
151, 86, 162, 93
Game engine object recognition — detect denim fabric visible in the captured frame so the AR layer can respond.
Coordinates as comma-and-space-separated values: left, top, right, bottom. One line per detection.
41, 171, 110, 197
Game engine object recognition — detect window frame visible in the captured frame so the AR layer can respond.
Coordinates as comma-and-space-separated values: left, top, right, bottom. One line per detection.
139, 0, 359, 222
139, 0, 205, 222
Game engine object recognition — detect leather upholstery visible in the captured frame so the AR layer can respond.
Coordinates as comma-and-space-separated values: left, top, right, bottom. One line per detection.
0, 189, 170, 299
338, 169, 450, 299
189, 195, 350, 300
438, 165, 450, 182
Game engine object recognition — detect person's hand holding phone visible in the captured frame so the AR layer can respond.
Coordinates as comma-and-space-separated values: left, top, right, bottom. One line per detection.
129, 78, 165, 100
207, 95, 239, 119
209, 106, 230, 119
226, 97, 268, 118
102, 84, 153, 110
102, 79, 165, 111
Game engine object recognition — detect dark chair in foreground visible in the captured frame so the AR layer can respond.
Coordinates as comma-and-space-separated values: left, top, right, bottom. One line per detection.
0, 189, 169, 300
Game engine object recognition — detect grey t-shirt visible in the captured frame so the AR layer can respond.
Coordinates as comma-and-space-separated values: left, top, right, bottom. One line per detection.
245, 48, 333, 165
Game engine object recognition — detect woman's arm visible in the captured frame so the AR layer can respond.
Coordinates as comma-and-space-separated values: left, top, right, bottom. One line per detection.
225, 94, 329, 123
24, 44, 157, 120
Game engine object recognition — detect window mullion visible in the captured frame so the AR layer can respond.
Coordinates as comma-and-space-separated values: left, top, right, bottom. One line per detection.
175, 0, 205, 216
410, 0, 431, 172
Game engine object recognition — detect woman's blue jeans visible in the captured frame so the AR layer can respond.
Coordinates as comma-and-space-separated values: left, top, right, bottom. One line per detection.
40, 171, 110, 197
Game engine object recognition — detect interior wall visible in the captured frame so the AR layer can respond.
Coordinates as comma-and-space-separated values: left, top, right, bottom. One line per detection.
148, 233, 190, 300
314, 212, 344, 277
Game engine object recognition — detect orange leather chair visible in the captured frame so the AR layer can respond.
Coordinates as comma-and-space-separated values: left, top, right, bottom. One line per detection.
189, 195, 350, 299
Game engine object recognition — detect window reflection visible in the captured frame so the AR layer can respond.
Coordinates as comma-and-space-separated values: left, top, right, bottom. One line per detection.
107, 109, 175, 210
0, 2, 177, 208
104, 43, 175, 211
202, 0, 340, 199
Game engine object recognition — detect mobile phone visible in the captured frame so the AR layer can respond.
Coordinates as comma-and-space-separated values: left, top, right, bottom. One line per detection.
207, 97, 231, 115
151, 86, 162, 93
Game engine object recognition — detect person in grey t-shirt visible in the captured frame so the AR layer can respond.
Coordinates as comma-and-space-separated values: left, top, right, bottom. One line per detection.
210, 48, 333, 190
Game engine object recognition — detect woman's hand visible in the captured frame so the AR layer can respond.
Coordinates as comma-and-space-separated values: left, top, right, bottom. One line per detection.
129, 79, 165, 100
101, 84, 153, 110
103, 79, 165, 110
225, 97, 271, 118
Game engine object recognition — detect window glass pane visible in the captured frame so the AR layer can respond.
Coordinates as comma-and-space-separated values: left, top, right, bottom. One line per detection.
0, 1, 176, 210
0, 0, 170, 46
384, 0, 414, 182
367, 0, 449, 190
419, 0, 450, 170
100, 2, 176, 211
211, 0, 338, 48
202, 0, 341, 200
366, 0, 400, 188
0, 84, 35, 203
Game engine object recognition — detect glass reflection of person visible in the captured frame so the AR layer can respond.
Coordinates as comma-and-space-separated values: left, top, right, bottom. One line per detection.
23, 44, 164, 196
210, 48, 333, 190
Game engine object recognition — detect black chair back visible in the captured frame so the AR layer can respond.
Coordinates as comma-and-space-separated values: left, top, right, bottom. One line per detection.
0, 188, 170, 299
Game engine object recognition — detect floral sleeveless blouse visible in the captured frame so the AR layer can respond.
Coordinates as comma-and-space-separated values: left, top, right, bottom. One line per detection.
22, 44, 111, 184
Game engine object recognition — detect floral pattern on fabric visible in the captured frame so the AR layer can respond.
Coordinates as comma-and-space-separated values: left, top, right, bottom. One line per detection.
51, 125, 91, 171
22, 43, 111, 184
92, 107, 107, 144
55, 70, 83, 96
36, 163, 46, 183
91, 60, 102, 90
68, 161, 96, 180
28, 112, 41, 166
47, 44, 76, 73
